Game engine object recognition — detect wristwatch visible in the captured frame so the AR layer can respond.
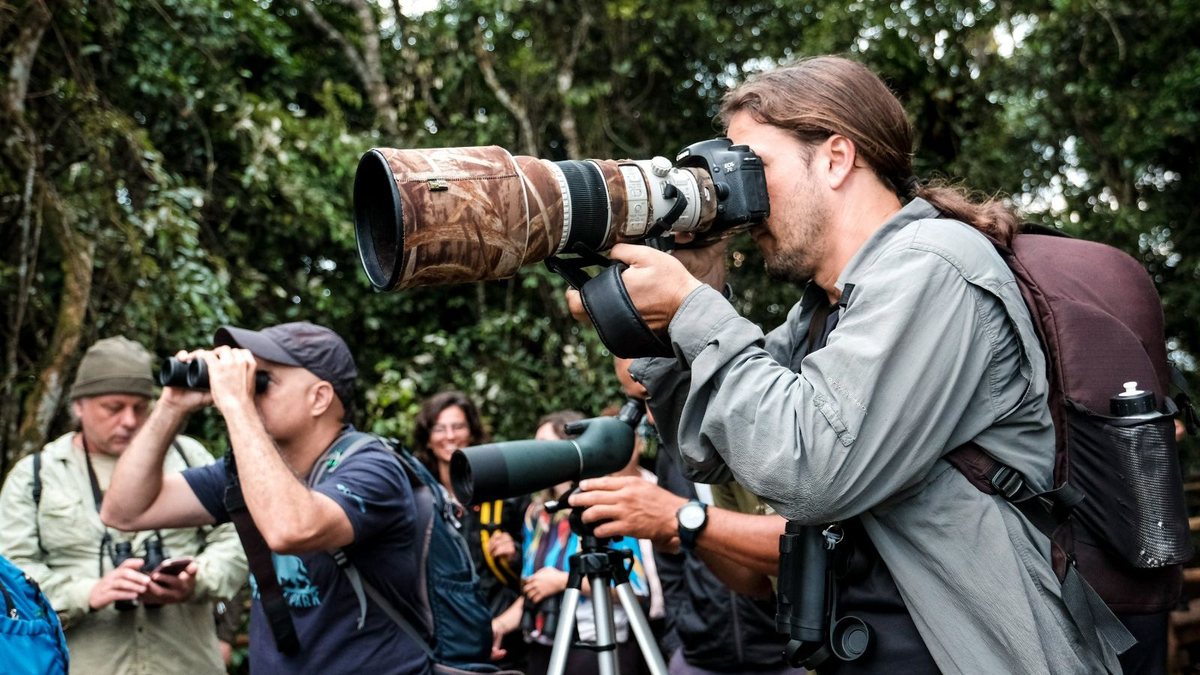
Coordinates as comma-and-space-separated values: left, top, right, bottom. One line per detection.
676, 500, 709, 552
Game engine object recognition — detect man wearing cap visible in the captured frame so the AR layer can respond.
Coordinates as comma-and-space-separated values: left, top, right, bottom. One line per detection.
0, 336, 248, 675
101, 322, 432, 675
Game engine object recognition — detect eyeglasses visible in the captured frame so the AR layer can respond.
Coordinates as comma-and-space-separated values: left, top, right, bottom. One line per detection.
431, 422, 470, 435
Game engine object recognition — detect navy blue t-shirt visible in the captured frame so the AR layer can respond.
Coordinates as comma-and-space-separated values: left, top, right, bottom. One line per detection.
183, 438, 432, 675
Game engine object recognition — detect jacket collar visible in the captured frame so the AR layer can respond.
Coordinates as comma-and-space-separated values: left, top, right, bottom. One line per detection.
835, 197, 941, 294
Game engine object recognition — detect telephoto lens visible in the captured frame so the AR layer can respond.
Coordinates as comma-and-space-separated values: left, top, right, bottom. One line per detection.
354, 139, 768, 291
111, 541, 138, 611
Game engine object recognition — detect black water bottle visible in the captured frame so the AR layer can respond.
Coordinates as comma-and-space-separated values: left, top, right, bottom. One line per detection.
1110, 381, 1156, 418
111, 541, 138, 611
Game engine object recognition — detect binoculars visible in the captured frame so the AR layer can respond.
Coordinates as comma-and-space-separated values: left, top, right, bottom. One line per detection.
110, 538, 167, 611
157, 357, 269, 393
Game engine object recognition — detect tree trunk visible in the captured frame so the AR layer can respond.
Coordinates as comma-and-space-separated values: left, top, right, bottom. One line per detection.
1, 0, 53, 475
15, 189, 94, 463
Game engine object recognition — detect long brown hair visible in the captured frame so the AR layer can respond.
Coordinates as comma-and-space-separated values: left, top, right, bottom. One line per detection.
718, 55, 1019, 246
411, 390, 487, 472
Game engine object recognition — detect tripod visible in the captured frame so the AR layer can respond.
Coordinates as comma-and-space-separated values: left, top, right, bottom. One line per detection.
541, 493, 668, 675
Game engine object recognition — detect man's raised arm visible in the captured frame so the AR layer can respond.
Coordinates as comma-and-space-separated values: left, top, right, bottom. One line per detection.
103, 383, 215, 530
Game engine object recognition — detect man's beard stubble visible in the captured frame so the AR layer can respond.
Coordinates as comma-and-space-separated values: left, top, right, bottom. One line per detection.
762, 196, 830, 286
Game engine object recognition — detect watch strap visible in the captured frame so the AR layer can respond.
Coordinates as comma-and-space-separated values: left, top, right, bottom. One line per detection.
677, 500, 708, 552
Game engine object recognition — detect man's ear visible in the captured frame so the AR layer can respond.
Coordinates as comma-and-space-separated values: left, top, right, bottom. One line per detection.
309, 381, 335, 418
823, 134, 857, 189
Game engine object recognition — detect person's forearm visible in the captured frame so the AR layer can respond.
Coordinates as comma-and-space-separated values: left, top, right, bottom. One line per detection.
222, 404, 331, 551
695, 549, 774, 598
493, 597, 524, 636
102, 403, 186, 529
696, 510, 784, 576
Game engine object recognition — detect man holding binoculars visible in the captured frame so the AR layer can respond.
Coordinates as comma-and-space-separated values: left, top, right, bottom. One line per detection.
99, 321, 433, 674
0, 336, 247, 675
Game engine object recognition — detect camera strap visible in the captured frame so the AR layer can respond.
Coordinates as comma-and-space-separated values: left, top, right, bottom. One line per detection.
579, 262, 674, 359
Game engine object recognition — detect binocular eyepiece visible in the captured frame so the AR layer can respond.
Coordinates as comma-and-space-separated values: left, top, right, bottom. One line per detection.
158, 357, 269, 393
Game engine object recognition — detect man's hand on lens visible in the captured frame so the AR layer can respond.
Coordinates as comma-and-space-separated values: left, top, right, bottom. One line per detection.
203, 346, 259, 414
157, 350, 212, 413
566, 243, 703, 332
88, 557, 149, 610
140, 561, 199, 605
569, 476, 686, 547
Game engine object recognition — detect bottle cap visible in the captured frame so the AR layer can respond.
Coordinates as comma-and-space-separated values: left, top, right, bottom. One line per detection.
1111, 381, 1155, 416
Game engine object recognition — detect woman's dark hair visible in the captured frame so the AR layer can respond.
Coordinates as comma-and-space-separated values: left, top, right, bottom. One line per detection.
412, 390, 487, 472
536, 409, 586, 440
718, 55, 1020, 246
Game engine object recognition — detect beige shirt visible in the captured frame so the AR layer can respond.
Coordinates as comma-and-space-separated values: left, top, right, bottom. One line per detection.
0, 432, 248, 675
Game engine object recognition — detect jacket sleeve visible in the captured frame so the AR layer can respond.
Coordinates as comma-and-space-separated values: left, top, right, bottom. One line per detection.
642, 246, 1011, 524
191, 522, 248, 602
0, 456, 97, 625
174, 438, 248, 602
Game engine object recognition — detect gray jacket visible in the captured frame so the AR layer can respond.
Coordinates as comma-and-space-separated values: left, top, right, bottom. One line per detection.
633, 199, 1120, 674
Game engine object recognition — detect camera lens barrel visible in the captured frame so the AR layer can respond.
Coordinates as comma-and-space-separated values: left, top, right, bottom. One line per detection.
353, 144, 744, 292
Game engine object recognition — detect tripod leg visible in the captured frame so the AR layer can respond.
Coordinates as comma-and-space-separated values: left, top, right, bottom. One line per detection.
590, 573, 621, 675
615, 581, 669, 675
547, 587, 582, 675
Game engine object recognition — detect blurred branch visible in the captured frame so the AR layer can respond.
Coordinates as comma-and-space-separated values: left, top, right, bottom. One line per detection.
555, 6, 593, 158
473, 23, 536, 156
298, 0, 398, 135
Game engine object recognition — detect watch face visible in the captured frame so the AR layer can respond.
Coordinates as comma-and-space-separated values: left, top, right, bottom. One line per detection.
679, 503, 706, 529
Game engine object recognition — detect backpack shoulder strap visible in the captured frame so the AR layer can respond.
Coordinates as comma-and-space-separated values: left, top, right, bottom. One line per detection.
307, 431, 380, 488
327, 438, 440, 657
31, 452, 47, 556
945, 443, 1133, 664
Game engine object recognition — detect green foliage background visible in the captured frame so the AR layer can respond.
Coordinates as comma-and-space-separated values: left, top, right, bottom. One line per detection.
2, 0, 1197, 469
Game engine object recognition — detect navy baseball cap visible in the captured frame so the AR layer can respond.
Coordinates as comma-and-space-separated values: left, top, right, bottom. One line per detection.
213, 321, 357, 411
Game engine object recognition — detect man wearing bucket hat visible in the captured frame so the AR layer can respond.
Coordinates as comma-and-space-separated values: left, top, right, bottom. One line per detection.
0, 336, 248, 675
101, 322, 432, 675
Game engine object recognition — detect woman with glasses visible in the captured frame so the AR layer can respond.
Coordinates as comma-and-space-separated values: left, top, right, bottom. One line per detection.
412, 391, 529, 670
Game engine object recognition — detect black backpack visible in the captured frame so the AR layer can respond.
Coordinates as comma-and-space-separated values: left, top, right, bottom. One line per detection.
948, 228, 1195, 614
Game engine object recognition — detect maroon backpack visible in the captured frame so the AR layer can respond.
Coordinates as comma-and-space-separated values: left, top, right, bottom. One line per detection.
948, 228, 1194, 614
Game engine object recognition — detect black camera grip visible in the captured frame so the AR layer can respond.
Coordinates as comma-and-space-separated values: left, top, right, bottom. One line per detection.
579, 263, 674, 359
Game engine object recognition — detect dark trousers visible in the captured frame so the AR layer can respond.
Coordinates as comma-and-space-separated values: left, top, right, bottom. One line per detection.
1118, 611, 1168, 675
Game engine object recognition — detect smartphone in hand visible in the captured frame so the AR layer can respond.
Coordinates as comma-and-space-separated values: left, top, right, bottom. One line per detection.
152, 557, 195, 577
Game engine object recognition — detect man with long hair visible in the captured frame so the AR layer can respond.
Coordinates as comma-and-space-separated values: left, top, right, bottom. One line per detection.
569, 56, 1125, 673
